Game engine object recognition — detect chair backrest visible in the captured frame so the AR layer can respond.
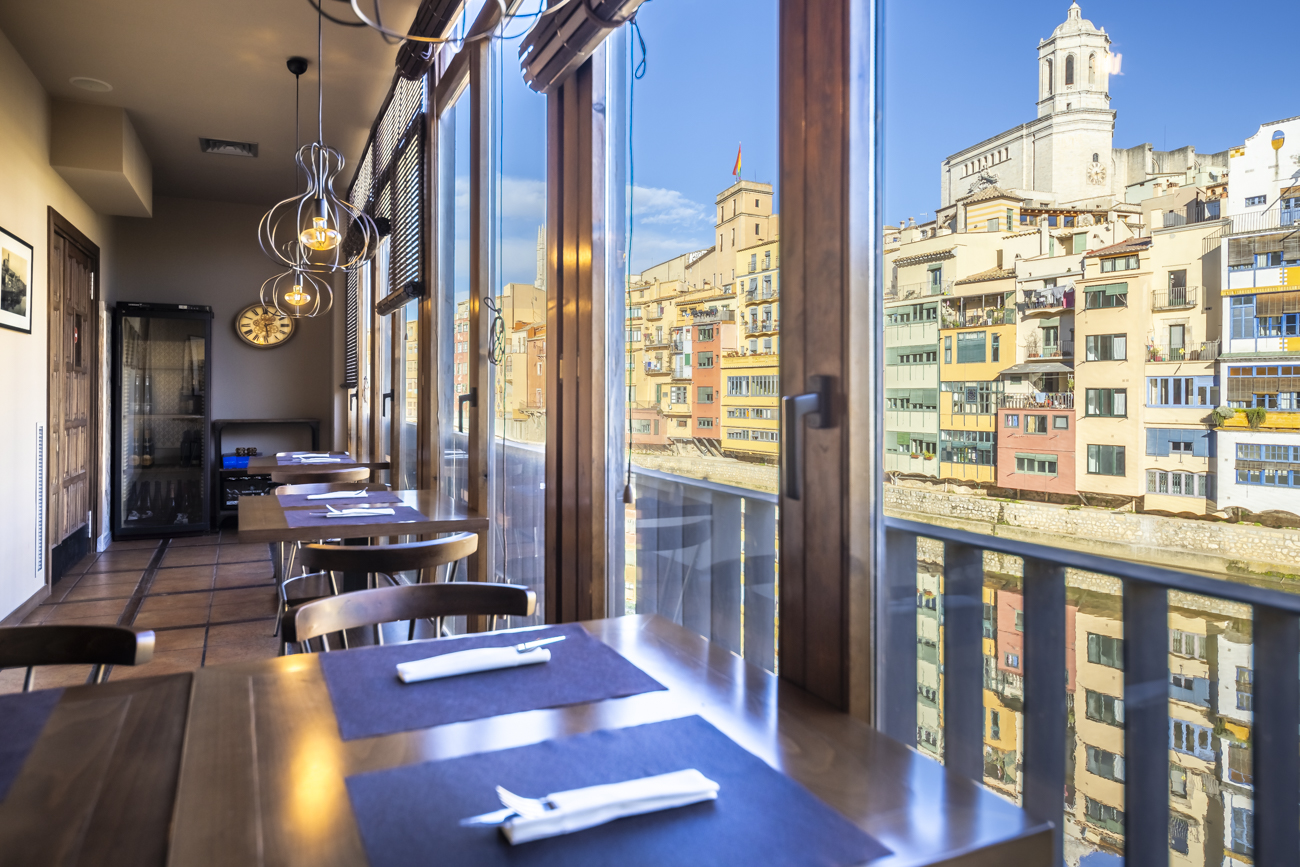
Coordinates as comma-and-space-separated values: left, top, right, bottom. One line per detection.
287, 582, 536, 645
0, 625, 155, 690
270, 466, 371, 485
274, 481, 390, 496
299, 532, 479, 575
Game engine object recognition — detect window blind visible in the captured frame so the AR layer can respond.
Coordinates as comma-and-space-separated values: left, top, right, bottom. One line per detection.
343, 268, 360, 388
519, 0, 649, 94
1255, 291, 1300, 317
395, 0, 463, 81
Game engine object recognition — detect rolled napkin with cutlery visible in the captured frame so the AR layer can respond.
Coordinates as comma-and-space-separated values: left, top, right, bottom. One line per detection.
479, 770, 721, 845
396, 636, 565, 684
305, 490, 369, 500
296, 457, 344, 463
322, 507, 396, 518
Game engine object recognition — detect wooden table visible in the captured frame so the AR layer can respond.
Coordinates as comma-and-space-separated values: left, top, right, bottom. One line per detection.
238, 488, 490, 590
246, 453, 390, 472
167, 615, 1052, 866
0, 673, 191, 867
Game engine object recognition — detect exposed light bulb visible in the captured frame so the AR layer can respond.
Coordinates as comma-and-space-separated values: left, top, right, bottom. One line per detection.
299, 216, 341, 251
284, 282, 312, 306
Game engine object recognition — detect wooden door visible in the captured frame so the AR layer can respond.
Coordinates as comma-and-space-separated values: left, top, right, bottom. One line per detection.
48, 223, 98, 554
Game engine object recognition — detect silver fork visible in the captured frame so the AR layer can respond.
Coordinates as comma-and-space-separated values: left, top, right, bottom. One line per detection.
495, 786, 551, 818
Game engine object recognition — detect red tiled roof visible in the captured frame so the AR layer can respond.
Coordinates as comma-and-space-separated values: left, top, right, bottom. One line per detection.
1084, 237, 1151, 259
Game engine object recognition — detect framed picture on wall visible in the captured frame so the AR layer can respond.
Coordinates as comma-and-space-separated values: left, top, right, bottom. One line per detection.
0, 226, 34, 334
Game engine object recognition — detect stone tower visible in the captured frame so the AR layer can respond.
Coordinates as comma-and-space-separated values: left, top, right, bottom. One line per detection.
1037, 3, 1111, 118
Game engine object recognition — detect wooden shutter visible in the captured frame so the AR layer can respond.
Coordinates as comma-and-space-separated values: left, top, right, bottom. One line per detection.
1228, 238, 1254, 267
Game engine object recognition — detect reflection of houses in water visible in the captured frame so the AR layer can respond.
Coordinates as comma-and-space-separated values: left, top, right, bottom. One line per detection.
1212, 624, 1255, 866
916, 564, 942, 758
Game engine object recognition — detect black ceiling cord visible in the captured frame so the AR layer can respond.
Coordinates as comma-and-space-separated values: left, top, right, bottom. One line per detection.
305, 0, 366, 26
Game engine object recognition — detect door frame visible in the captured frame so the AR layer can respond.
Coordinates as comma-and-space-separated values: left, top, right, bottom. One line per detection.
46, 207, 102, 582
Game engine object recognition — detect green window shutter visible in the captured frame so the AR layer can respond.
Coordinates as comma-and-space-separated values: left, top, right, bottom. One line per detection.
1104, 283, 1129, 296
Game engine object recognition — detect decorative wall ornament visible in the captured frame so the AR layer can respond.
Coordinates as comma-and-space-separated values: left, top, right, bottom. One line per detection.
0, 225, 34, 334
967, 171, 1000, 194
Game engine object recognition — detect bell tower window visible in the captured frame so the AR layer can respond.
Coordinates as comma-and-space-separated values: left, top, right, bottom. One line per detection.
1088, 54, 1096, 84
1044, 59, 1054, 96
1065, 54, 1075, 86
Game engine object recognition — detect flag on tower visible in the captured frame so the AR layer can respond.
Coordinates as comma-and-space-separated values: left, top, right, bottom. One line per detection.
732, 143, 742, 178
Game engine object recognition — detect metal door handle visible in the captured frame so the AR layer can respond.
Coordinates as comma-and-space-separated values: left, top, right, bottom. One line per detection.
458, 388, 477, 433
382, 391, 393, 417
781, 375, 832, 501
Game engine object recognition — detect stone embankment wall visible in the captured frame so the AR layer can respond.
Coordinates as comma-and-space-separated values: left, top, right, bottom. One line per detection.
889, 484, 1300, 583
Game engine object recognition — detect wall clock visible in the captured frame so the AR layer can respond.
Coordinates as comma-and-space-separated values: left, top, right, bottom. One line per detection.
235, 303, 295, 348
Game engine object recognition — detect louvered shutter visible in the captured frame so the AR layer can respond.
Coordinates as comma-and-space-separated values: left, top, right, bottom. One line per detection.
343, 268, 359, 388
1228, 238, 1254, 267
390, 129, 424, 296
1146, 428, 1159, 456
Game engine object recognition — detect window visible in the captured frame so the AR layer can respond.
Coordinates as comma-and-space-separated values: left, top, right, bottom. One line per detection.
1147, 376, 1217, 407
1169, 629, 1206, 659
940, 429, 996, 465
1231, 807, 1254, 856
1170, 817, 1189, 855
1085, 746, 1124, 782
697, 351, 714, 368
1170, 720, 1213, 760
943, 335, 952, 364
727, 376, 750, 396
1085, 796, 1124, 834
944, 381, 1001, 414
697, 386, 714, 404
1004, 414, 1020, 428
631, 419, 653, 435
1085, 389, 1126, 417
1087, 444, 1126, 476
754, 430, 780, 443
1085, 333, 1126, 361
1087, 633, 1123, 669
1170, 764, 1187, 797
627, 327, 641, 342
727, 430, 750, 441
989, 709, 1001, 740
1004, 652, 1019, 669
1099, 255, 1139, 273
1022, 415, 1046, 434
1236, 666, 1254, 711
991, 333, 1000, 362
1245, 195, 1267, 207
697, 417, 714, 429
1085, 689, 1124, 726
1146, 471, 1208, 498
1065, 53, 1075, 85
1053, 416, 1069, 430
956, 332, 987, 363
982, 602, 996, 638
1084, 283, 1128, 308
697, 326, 714, 342
1145, 429, 1211, 458
987, 218, 1000, 232
628, 306, 642, 318
1228, 743, 1253, 785
751, 375, 779, 397
1231, 296, 1255, 339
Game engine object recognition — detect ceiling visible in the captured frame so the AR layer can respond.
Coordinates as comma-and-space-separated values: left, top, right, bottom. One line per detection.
0, 0, 423, 208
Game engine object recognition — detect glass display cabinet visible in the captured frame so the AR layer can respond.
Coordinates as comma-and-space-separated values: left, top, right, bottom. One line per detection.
112, 302, 213, 537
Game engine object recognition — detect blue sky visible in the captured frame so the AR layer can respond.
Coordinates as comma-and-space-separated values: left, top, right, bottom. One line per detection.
884, 0, 1300, 224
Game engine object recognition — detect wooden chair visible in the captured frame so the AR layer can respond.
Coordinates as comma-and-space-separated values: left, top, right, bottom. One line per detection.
0, 625, 155, 691
284, 582, 535, 653
269, 479, 390, 596
270, 466, 371, 486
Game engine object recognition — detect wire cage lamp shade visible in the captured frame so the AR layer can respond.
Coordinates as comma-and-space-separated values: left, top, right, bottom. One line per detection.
259, 263, 333, 319
259, 142, 378, 274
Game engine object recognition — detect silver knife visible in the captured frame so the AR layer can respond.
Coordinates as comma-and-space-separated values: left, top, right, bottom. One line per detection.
459, 807, 517, 827
514, 635, 566, 653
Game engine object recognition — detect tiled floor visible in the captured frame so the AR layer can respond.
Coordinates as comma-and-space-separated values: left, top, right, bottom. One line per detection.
1, 531, 281, 694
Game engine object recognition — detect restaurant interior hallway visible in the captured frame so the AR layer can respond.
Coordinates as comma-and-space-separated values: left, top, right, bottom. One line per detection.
0, 533, 278, 693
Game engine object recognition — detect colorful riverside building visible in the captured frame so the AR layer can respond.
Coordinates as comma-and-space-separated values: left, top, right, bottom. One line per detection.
719, 230, 781, 463
1213, 115, 1300, 516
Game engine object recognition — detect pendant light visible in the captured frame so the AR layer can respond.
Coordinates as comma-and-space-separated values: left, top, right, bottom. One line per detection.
257, 57, 333, 318
258, 3, 377, 274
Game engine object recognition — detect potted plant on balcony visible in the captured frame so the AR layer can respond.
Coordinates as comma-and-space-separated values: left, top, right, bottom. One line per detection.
1246, 407, 1268, 430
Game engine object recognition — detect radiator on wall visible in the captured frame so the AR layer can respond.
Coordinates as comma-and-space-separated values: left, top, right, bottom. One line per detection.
35, 422, 44, 574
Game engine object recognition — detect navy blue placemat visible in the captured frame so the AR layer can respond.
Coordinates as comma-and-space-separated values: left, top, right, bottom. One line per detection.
0, 688, 64, 801
345, 715, 890, 867
276, 491, 401, 509
284, 504, 428, 529
319, 623, 666, 741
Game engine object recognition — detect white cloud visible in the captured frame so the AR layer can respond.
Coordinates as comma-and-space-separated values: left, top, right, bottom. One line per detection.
631, 185, 710, 226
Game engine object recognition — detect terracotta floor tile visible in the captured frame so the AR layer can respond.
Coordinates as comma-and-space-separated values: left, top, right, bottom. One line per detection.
85, 551, 156, 573
209, 598, 279, 624
151, 626, 208, 652
160, 547, 220, 568
132, 606, 211, 630
149, 573, 215, 594
137, 592, 213, 614
110, 648, 204, 680
217, 544, 272, 564
206, 619, 278, 648
215, 561, 275, 587
168, 534, 221, 547
212, 586, 279, 606
63, 553, 100, 576
203, 637, 282, 667
73, 569, 146, 588
104, 539, 161, 552
60, 581, 138, 603
39, 598, 129, 624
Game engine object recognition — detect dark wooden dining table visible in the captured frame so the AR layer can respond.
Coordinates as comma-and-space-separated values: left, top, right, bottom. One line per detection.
245, 452, 389, 472
160, 615, 1052, 866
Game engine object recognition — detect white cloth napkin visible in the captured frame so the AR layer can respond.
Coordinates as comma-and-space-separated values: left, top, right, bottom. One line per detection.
296, 457, 344, 463
502, 769, 721, 845
396, 646, 551, 684
281, 451, 331, 457
305, 490, 369, 500
323, 507, 395, 518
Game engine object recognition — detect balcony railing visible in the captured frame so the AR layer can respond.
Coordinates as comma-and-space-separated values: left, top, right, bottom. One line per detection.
690, 309, 736, 324
1223, 207, 1300, 237
630, 468, 778, 672
1151, 286, 1199, 310
941, 308, 1015, 329
644, 336, 671, 349
881, 517, 1300, 865
1020, 294, 1074, 312
1026, 341, 1073, 360
999, 392, 1074, 409
745, 319, 779, 334
895, 280, 954, 300
745, 287, 779, 301
643, 361, 669, 374
1145, 340, 1219, 362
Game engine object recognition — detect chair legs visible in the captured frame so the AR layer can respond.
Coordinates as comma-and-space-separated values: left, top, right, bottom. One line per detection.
22, 666, 34, 693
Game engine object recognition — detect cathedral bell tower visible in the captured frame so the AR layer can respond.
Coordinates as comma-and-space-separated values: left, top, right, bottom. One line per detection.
1037, 3, 1111, 118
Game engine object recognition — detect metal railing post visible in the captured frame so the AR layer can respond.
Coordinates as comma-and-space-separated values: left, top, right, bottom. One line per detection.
1022, 557, 1066, 867
943, 541, 984, 783
1123, 580, 1169, 866
881, 527, 918, 744
1253, 604, 1299, 864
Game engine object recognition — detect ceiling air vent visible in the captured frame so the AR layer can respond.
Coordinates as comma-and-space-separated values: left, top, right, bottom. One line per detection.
199, 137, 258, 158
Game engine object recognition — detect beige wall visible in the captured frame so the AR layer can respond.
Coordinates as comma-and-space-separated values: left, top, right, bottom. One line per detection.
108, 196, 336, 452
0, 26, 114, 619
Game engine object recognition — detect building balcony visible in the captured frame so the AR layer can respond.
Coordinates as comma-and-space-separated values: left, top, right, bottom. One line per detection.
895, 280, 953, 300
884, 452, 939, 475
884, 363, 937, 389
1151, 287, 1199, 311
671, 367, 691, 381
643, 337, 672, 349
885, 320, 938, 347
1221, 207, 1300, 237
744, 286, 779, 302
690, 309, 735, 325
1026, 342, 1074, 360
644, 361, 671, 375
746, 319, 779, 335
941, 308, 1015, 329
1000, 392, 1074, 410
1019, 294, 1074, 314
885, 408, 939, 432
1146, 340, 1219, 363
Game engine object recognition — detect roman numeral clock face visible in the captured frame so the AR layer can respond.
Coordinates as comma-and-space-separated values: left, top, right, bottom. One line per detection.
235, 304, 294, 348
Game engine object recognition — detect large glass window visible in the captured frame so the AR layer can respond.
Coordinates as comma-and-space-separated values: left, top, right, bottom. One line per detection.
438, 87, 472, 505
